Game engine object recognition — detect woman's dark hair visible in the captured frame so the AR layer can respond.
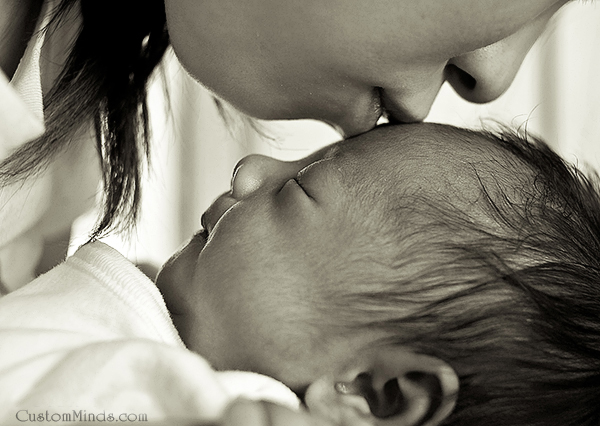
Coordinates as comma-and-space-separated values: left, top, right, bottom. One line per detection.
0, 0, 170, 238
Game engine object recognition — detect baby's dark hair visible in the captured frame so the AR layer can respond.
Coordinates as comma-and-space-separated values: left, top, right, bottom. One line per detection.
338, 124, 600, 426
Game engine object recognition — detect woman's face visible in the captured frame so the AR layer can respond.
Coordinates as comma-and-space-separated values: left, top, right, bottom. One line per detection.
165, 0, 568, 136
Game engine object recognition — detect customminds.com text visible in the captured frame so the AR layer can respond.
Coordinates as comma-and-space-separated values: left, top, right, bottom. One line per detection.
15, 410, 148, 423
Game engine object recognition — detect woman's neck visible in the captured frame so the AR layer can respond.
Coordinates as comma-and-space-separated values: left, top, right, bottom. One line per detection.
0, 0, 44, 79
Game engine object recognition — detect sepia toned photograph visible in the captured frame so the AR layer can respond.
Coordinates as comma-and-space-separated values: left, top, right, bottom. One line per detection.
1, 1, 599, 425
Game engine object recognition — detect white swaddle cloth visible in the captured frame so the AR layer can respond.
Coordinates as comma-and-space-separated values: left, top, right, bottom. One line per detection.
0, 242, 299, 424
0, 0, 101, 292
0, 1, 51, 291
0, 0, 47, 153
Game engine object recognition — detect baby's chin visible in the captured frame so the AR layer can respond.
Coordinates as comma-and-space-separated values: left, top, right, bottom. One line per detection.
155, 229, 209, 315
158, 228, 208, 276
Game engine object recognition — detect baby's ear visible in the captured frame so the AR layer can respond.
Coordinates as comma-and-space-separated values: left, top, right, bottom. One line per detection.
304, 347, 458, 426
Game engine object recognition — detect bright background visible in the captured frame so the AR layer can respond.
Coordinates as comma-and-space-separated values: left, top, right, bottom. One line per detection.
71, 2, 600, 270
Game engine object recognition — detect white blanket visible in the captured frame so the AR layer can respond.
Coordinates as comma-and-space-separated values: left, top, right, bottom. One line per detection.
0, 242, 299, 425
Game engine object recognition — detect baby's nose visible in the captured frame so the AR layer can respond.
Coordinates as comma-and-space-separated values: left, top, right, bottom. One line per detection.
230, 154, 292, 199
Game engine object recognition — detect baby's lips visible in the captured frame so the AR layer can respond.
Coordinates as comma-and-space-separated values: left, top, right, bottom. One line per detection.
190, 228, 209, 249
201, 193, 239, 234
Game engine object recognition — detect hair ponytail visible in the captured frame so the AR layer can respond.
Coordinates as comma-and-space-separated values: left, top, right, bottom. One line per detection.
0, 0, 170, 238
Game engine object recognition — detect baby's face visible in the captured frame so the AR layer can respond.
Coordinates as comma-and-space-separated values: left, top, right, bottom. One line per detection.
156, 123, 504, 388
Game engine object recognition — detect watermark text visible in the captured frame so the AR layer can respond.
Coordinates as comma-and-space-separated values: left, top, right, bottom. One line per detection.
16, 410, 148, 423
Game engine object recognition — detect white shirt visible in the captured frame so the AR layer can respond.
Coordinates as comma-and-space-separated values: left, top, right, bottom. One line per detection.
0, 0, 101, 291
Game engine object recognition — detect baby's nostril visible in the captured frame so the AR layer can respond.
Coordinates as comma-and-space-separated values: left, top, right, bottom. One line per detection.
445, 64, 477, 91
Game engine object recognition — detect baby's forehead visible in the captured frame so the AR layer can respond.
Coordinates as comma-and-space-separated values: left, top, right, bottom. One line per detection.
344, 124, 524, 177
342, 123, 502, 166
332, 123, 535, 211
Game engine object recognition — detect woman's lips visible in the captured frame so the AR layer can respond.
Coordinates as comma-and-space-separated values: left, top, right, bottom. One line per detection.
335, 88, 385, 137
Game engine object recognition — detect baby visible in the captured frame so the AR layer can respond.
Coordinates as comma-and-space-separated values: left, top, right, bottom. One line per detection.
0, 123, 598, 426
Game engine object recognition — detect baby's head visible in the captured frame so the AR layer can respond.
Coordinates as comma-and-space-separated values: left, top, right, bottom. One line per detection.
156, 123, 600, 426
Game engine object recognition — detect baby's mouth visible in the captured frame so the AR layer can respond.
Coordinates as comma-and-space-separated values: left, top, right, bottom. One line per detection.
200, 192, 239, 234
198, 228, 209, 240
192, 228, 209, 251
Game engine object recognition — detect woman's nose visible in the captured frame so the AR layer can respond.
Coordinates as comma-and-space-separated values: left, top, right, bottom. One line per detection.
445, 6, 556, 104
230, 154, 296, 199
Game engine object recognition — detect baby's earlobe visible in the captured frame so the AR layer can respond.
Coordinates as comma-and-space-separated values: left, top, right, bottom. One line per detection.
335, 373, 405, 419
304, 347, 458, 426
332, 373, 430, 425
